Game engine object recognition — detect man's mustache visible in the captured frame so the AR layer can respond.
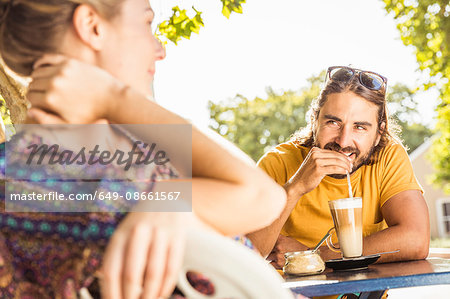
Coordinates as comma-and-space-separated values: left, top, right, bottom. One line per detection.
323, 142, 360, 157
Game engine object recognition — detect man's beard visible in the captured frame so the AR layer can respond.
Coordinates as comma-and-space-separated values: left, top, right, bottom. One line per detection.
321, 141, 377, 179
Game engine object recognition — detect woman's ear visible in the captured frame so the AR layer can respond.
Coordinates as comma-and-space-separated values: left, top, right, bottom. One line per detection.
72, 4, 105, 51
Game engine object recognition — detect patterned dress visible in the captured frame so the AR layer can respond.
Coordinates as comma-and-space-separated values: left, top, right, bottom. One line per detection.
0, 128, 177, 298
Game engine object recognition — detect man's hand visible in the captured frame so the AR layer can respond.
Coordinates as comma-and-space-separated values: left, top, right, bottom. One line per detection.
267, 235, 309, 269
100, 212, 191, 299
27, 54, 124, 124
285, 147, 352, 197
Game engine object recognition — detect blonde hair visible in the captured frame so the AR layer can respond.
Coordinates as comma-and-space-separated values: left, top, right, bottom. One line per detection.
0, 0, 124, 123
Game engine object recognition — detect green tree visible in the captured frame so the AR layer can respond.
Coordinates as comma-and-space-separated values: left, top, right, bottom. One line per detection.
208, 73, 322, 161
157, 0, 246, 44
383, 0, 450, 193
208, 73, 432, 162
387, 84, 433, 153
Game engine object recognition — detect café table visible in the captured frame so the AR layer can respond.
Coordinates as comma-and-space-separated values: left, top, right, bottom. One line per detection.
283, 255, 450, 299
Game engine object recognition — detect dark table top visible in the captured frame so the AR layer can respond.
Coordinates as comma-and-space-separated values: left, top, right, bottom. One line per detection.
283, 258, 450, 297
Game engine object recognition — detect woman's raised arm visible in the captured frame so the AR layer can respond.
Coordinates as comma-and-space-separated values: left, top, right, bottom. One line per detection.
28, 54, 287, 236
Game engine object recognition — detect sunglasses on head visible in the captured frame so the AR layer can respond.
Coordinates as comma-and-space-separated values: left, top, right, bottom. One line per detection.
325, 66, 388, 91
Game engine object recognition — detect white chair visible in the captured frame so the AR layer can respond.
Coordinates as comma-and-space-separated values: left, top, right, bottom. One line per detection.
178, 229, 295, 299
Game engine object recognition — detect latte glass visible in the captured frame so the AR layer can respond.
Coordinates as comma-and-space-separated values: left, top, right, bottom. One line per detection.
326, 197, 363, 258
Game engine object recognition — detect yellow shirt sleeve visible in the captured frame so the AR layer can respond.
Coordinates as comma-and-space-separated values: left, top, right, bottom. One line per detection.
257, 150, 288, 186
378, 143, 423, 207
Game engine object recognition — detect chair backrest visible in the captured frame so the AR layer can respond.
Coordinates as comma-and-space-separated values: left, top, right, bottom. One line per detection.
178, 229, 295, 299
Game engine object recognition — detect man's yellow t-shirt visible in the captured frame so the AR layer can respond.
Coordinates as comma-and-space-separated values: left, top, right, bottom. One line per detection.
258, 141, 423, 249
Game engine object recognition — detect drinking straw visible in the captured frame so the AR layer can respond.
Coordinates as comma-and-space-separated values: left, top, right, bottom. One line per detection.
347, 172, 353, 198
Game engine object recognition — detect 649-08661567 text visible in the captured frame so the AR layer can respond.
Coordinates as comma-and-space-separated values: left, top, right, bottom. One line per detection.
8, 191, 181, 201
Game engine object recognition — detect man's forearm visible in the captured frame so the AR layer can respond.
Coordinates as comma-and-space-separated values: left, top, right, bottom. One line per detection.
364, 190, 430, 263
363, 224, 429, 263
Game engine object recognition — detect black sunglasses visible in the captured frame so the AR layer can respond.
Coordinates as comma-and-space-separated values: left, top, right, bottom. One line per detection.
326, 66, 388, 91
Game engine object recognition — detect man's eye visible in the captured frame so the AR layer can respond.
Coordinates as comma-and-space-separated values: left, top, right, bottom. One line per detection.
327, 120, 338, 125
356, 125, 366, 130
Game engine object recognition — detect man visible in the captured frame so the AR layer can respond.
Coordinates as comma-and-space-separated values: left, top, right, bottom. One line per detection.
247, 66, 430, 268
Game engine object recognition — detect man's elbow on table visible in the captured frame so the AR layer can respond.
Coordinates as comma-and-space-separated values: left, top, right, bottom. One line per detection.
407, 210, 430, 260
403, 225, 430, 261
413, 229, 430, 260
382, 190, 430, 261
416, 244, 430, 260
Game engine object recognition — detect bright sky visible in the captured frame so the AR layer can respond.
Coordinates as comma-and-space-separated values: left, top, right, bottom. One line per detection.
152, 0, 438, 129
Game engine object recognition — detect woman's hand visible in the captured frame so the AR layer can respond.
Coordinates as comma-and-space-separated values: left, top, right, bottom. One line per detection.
27, 54, 124, 124
100, 212, 191, 299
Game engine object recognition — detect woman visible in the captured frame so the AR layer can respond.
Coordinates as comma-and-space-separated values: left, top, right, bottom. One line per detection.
0, 0, 287, 298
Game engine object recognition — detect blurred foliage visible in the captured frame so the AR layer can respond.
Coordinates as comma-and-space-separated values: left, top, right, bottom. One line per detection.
208, 72, 432, 162
208, 72, 322, 161
157, 0, 246, 44
387, 83, 433, 153
383, 0, 449, 193
430, 238, 450, 248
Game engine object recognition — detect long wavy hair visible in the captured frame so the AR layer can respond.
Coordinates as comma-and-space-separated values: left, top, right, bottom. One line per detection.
291, 74, 402, 164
